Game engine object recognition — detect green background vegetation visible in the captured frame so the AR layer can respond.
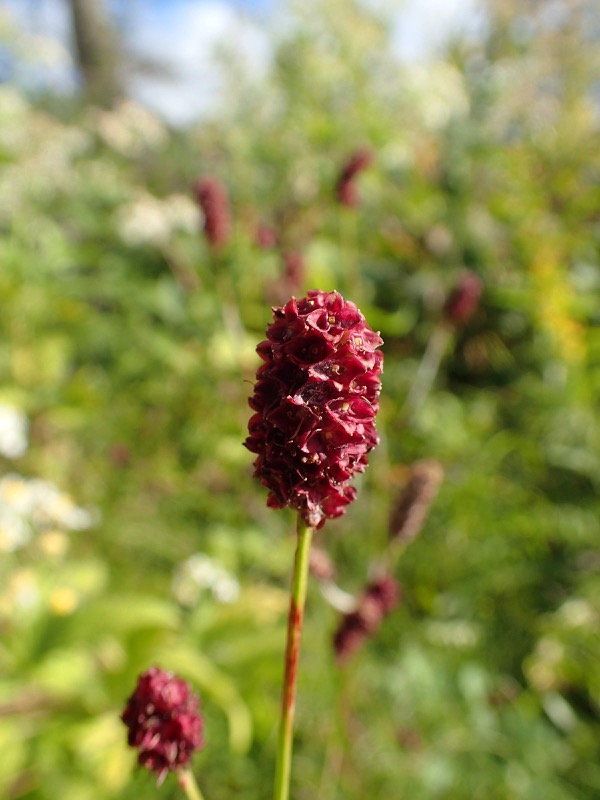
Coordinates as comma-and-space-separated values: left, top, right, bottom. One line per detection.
0, 1, 599, 798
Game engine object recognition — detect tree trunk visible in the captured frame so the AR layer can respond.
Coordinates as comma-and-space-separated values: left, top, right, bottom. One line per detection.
67, 0, 123, 106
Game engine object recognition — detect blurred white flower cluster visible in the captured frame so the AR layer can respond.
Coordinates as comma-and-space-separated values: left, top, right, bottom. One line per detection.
0, 86, 31, 155
0, 87, 91, 218
91, 99, 167, 157
425, 619, 479, 649
0, 403, 28, 459
172, 553, 240, 607
117, 191, 198, 248
2, 567, 40, 613
0, 473, 94, 553
402, 61, 469, 130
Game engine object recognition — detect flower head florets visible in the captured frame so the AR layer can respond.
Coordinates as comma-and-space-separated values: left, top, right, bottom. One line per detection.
121, 666, 204, 785
245, 290, 383, 529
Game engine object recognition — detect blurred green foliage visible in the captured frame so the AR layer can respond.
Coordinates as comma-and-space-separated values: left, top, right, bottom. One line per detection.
0, 0, 599, 798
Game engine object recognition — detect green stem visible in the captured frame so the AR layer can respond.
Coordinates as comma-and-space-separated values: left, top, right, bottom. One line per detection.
402, 324, 452, 419
273, 515, 314, 800
178, 769, 206, 800
214, 253, 245, 344
339, 208, 361, 300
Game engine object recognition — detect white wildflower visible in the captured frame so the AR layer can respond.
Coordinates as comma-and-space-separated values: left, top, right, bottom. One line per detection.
9, 569, 40, 611
0, 504, 31, 551
93, 99, 167, 157
163, 194, 200, 235
425, 619, 479, 648
25, 478, 94, 530
557, 598, 596, 629
526, 637, 565, 692
117, 193, 173, 248
117, 192, 198, 247
212, 573, 241, 604
0, 404, 28, 458
37, 529, 70, 559
0, 473, 93, 552
402, 61, 469, 130
173, 553, 240, 607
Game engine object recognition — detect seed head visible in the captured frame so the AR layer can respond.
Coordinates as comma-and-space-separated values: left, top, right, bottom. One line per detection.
245, 290, 383, 529
121, 666, 204, 785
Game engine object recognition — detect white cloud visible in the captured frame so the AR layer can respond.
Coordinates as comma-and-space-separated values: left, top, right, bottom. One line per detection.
1, 0, 70, 39
0, 0, 481, 123
0, 0, 75, 91
392, 0, 482, 61
124, 1, 271, 125
0, 0, 271, 125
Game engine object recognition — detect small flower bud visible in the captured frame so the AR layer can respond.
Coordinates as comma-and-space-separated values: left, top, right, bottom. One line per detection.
336, 179, 359, 208
333, 574, 401, 663
193, 176, 231, 250
121, 666, 204, 785
255, 223, 279, 249
444, 272, 483, 326
338, 147, 373, 183
282, 251, 305, 293
245, 290, 383, 529
389, 460, 444, 545
335, 147, 373, 208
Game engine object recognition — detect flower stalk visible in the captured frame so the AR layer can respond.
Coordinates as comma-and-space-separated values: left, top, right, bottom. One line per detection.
245, 290, 383, 796
273, 514, 314, 800
403, 272, 483, 419
178, 769, 206, 800
402, 323, 451, 418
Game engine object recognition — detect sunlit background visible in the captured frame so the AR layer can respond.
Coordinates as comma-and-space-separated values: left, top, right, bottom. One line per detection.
0, 1, 599, 799
1, 0, 482, 123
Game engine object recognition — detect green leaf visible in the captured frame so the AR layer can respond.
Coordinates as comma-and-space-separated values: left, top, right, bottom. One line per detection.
153, 644, 253, 755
